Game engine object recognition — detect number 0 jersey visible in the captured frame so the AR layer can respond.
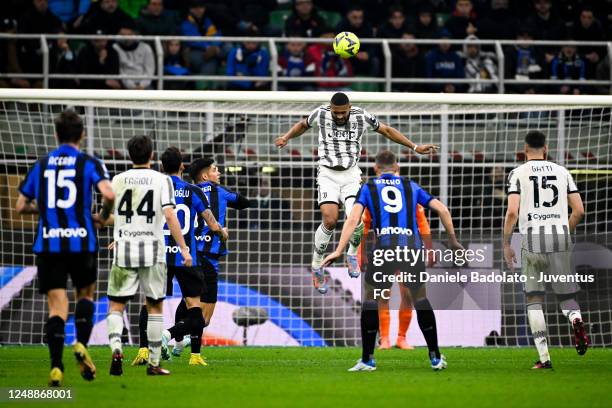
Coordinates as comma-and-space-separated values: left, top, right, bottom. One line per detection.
306, 105, 380, 170
507, 159, 579, 253
112, 168, 175, 268
163, 175, 209, 267
19, 144, 109, 254
356, 173, 434, 249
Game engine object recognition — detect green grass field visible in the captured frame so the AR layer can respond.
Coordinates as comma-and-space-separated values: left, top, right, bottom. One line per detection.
0, 346, 610, 408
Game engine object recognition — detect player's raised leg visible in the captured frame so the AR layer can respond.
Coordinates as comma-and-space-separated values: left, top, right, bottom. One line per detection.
559, 294, 589, 355
311, 202, 338, 294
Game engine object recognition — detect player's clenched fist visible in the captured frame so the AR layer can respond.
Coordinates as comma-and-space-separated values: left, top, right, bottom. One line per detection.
415, 144, 439, 155
275, 135, 289, 148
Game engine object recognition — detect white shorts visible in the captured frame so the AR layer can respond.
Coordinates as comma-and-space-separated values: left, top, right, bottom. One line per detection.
317, 165, 362, 206
521, 249, 580, 295
108, 262, 167, 301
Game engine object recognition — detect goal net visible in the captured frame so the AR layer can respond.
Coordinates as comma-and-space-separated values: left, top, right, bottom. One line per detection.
0, 89, 610, 348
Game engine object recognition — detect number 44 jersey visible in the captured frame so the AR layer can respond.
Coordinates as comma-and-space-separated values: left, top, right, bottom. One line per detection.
507, 159, 579, 253
112, 168, 176, 268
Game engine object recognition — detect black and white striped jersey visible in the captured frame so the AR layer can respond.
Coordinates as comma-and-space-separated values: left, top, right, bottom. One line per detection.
306, 105, 380, 169
507, 160, 579, 253
112, 168, 176, 268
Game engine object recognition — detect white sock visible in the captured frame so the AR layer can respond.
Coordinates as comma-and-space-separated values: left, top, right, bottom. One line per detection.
312, 224, 334, 268
347, 222, 364, 256
560, 299, 582, 323
527, 304, 550, 363
147, 314, 164, 366
107, 311, 124, 353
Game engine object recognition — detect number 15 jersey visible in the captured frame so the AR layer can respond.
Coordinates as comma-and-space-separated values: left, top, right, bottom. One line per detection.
112, 168, 176, 268
507, 159, 579, 253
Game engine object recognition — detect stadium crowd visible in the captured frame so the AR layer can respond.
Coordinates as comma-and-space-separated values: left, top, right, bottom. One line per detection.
0, 0, 610, 93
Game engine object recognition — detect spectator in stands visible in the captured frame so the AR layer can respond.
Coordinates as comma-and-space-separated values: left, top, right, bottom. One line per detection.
76, 29, 121, 89
524, 0, 566, 61
181, 0, 223, 79
504, 27, 543, 94
445, 0, 478, 39
335, 4, 379, 76
48, 0, 90, 31
247, 174, 292, 230
278, 36, 315, 91
112, 22, 155, 89
136, 0, 178, 36
412, 2, 438, 52
81, 0, 133, 34
573, 6, 605, 78
284, 0, 325, 38
462, 34, 497, 93
233, 0, 278, 36
163, 39, 192, 90
425, 29, 464, 93
306, 27, 353, 90
391, 32, 424, 92
49, 30, 78, 88
550, 42, 586, 95
0, 16, 29, 88
377, 5, 410, 39
226, 29, 270, 90
477, 0, 517, 40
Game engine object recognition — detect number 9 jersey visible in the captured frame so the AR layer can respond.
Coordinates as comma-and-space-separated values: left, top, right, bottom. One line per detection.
112, 168, 176, 268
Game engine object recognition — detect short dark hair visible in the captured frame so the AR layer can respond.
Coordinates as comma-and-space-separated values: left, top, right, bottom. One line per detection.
55, 110, 84, 143
347, 4, 364, 13
189, 157, 214, 181
331, 92, 349, 106
375, 150, 397, 168
127, 135, 153, 165
525, 131, 546, 149
161, 146, 182, 174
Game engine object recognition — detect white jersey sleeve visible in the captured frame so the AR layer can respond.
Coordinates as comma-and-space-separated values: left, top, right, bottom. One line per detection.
566, 169, 579, 194
507, 169, 521, 194
305, 107, 321, 128
362, 108, 380, 131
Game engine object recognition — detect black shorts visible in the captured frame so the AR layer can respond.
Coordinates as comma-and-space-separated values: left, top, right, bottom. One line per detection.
199, 253, 219, 303
167, 265, 204, 298
364, 250, 426, 292
36, 252, 97, 294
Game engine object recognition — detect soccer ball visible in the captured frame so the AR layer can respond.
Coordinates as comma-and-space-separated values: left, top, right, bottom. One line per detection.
333, 32, 360, 59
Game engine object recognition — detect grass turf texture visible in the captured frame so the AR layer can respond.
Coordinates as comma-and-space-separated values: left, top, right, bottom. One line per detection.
0, 346, 610, 408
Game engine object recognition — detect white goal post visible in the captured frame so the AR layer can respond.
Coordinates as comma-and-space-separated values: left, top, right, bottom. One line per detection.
0, 89, 610, 348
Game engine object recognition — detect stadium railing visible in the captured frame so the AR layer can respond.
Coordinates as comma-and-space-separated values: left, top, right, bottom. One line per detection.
0, 34, 611, 93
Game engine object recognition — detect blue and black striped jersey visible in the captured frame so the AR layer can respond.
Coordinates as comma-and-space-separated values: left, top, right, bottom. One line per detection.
19, 144, 109, 254
356, 173, 434, 249
164, 176, 209, 267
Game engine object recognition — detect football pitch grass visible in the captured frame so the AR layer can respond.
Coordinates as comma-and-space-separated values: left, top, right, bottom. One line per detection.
0, 346, 610, 408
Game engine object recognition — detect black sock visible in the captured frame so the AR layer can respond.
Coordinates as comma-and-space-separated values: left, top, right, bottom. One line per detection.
45, 316, 65, 371
139, 304, 148, 348
170, 299, 188, 341
74, 298, 94, 346
188, 307, 204, 354
361, 300, 379, 363
415, 298, 440, 360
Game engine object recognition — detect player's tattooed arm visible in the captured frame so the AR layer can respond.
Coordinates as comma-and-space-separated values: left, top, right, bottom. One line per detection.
201, 209, 229, 242
97, 179, 116, 226
15, 194, 38, 215
375, 123, 439, 155
275, 118, 309, 148
428, 199, 463, 251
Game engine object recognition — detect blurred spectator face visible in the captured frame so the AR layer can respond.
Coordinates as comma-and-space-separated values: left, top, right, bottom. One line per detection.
93, 38, 108, 51
389, 10, 405, 30
244, 41, 258, 52
101, 0, 118, 13
580, 10, 594, 29
295, 0, 313, 18
418, 11, 432, 27
399, 33, 417, 54
517, 32, 533, 49
562, 45, 576, 58
534, 0, 551, 16
56, 32, 69, 49
466, 44, 479, 58
166, 40, 181, 55
347, 9, 364, 28
439, 40, 451, 53
118, 27, 137, 46
258, 176, 271, 197
147, 0, 163, 16
190, 5, 205, 19
287, 41, 305, 56
455, 0, 472, 17
33, 0, 48, 13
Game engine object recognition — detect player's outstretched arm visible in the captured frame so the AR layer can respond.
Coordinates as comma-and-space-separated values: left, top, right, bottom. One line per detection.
97, 179, 115, 226
568, 192, 585, 232
375, 123, 439, 155
428, 199, 463, 251
15, 194, 38, 215
200, 208, 228, 242
322, 203, 365, 267
163, 207, 193, 267
502, 194, 520, 270
274, 118, 309, 149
